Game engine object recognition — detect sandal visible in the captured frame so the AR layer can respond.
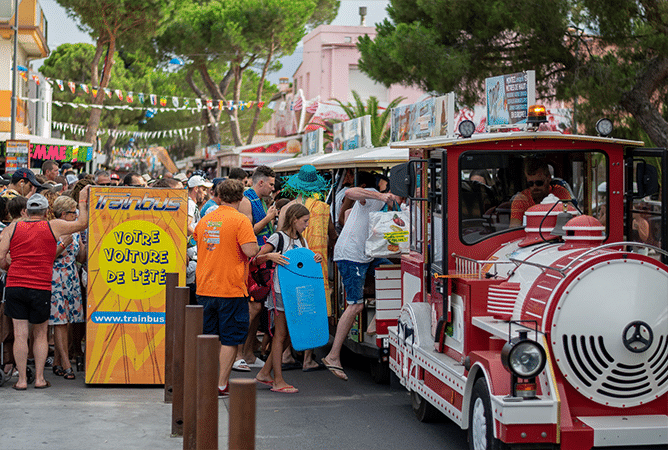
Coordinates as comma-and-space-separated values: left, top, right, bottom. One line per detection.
63, 368, 76, 380
53, 365, 66, 376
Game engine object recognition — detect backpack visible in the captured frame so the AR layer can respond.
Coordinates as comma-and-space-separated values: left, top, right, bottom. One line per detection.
248, 232, 285, 301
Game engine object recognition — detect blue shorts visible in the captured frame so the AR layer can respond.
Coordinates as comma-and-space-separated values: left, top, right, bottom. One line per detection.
336, 259, 391, 305
196, 295, 249, 346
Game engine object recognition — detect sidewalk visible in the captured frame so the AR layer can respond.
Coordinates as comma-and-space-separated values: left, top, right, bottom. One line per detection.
1, 369, 208, 450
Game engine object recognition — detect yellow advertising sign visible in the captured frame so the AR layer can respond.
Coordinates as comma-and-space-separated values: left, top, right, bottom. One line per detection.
86, 187, 187, 384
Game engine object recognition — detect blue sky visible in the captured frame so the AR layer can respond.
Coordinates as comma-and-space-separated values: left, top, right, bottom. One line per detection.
36, 0, 391, 84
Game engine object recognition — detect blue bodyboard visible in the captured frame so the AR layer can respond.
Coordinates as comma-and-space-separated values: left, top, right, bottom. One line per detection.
276, 247, 328, 351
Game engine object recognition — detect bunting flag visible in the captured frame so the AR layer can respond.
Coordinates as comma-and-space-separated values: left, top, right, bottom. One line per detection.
172, 96, 179, 108
159, 96, 167, 107
105, 88, 112, 99
138, 92, 145, 104
183, 99, 189, 108
206, 99, 212, 110
150, 94, 157, 106
247, 101, 254, 109
115, 89, 123, 101
68, 81, 76, 94
257, 101, 265, 109
228, 101, 234, 111
92, 88, 98, 98
127, 91, 133, 103
218, 100, 223, 111
32, 75, 40, 86
56, 79, 64, 91
80, 84, 89, 94
195, 98, 202, 109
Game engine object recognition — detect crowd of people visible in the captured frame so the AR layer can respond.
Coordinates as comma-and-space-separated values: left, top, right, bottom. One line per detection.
1, 161, 400, 397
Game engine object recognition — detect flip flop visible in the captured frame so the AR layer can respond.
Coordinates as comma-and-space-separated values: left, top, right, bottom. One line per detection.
247, 359, 265, 368
321, 357, 348, 381
254, 378, 274, 387
232, 359, 251, 372
270, 385, 299, 394
302, 361, 326, 372
12, 383, 27, 391
34, 381, 51, 389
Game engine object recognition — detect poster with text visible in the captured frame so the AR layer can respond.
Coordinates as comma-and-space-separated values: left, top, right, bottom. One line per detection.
486, 71, 535, 127
332, 116, 371, 151
5, 140, 30, 173
302, 128, 324, 155
86, 187, 187, 384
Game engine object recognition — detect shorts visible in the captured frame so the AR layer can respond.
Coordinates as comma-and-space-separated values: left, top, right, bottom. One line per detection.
265, 290, 284, 312
336, 258, 392, 305
197, 295, 249, 346
4, 286, 51, 324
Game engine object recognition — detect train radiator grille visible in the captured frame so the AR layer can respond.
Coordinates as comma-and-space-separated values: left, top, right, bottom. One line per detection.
560, 334, 668, 405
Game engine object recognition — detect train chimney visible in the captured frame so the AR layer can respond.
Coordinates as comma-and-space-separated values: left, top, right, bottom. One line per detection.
359, 6, 367, 26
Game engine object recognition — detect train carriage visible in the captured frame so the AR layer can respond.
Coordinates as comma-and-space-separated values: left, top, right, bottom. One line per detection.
387, 112, 668, 449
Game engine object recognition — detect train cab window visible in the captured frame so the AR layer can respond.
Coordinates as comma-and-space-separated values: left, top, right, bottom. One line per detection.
459, 151, 608, 244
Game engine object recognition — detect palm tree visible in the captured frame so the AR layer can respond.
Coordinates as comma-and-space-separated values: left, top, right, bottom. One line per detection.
332, 91, 406, 147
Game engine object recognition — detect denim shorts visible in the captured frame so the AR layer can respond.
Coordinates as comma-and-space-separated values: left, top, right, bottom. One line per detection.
336, 258, 391, 305
197, 295, 249, 346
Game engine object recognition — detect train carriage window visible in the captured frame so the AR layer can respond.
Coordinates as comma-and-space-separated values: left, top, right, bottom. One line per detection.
459, 151, 608, 244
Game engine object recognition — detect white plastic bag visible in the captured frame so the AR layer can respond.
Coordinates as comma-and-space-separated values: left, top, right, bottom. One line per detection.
365, 210, 410, 258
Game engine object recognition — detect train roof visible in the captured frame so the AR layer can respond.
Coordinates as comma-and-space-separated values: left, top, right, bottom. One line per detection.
388, 130, 645, 149
270, 146, 408, 172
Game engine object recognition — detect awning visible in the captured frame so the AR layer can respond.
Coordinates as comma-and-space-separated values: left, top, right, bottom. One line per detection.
0, 132, 94, 163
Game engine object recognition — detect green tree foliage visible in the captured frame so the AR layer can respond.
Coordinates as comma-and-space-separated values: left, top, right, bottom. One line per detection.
155, 0, 335, 146
56, 0, 175, 143
332, 91, 405, 147
357, 0, 668, 148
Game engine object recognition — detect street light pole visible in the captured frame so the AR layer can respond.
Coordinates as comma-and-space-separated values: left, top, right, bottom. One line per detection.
10, 0, 19, 140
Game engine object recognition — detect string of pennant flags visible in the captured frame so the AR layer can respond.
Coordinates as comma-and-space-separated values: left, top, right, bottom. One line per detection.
43, 77, 269, 111
52, 120, 226, 140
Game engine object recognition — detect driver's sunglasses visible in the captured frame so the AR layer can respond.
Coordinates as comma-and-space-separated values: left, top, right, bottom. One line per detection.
98, 183, 112, 186
527, 180, 545, 187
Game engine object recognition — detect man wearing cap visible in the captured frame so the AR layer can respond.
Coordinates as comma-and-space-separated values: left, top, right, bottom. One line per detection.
2, 168, 43, 199
186, 175, 213, 305
0, 187, 91, 390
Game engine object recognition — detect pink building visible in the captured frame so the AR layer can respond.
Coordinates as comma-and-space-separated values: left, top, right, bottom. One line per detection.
293, 25, 426, 105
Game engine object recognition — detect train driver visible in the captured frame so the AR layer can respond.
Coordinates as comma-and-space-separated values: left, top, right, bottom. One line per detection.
509, 159, 571, 228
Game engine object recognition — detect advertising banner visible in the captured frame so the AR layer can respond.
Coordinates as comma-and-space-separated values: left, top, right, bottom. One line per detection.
485, 70, 536, 127
390, 94, 454, 142
5, 140, 30, 173
302, 128, 324, 155
86, 187, 187, 384
332, 115, 371, 151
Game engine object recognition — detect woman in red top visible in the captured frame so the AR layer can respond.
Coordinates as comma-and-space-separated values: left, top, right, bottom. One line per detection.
0, 186, 90, 390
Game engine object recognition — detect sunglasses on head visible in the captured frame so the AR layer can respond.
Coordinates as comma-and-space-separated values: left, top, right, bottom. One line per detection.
527, 180, 545, 187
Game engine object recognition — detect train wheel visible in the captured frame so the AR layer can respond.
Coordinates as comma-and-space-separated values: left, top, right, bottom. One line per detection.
411, 389, 441, 422
369, 359, 390, 384
468, 378, 502, 450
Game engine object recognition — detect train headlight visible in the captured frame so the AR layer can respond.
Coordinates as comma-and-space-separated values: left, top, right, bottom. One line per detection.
501, 332, 546, 378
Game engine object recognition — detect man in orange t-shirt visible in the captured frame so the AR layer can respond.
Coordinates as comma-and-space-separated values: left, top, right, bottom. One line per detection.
194, 179, 259, 397
509, 160, 571, 228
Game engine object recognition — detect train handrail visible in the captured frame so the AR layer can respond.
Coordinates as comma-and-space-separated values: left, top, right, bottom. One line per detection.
559, 241, 668, 272
508, 241, 668, 278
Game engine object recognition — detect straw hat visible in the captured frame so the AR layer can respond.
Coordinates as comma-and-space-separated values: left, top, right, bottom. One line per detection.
282, 164, 328, 197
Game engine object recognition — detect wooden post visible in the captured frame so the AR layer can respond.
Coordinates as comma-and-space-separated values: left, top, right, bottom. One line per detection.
171, 286, 189, 436
196, 335, 219, 450
183, 305, 203, 450
164, 272, 179, 403
228, 379, 256, 450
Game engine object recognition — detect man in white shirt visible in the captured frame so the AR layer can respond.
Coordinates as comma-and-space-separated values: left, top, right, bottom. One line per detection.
322, 172, 398, 381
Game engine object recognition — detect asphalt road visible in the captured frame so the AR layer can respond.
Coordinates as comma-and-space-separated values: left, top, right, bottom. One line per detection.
241, 349, 469, 450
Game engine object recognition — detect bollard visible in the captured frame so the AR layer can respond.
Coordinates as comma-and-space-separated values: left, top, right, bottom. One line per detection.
183, 305, 204, 450
164, 272, 179, 403
196, 335, 219, 450
228, 379, 256, 450
171, 286, 189, 436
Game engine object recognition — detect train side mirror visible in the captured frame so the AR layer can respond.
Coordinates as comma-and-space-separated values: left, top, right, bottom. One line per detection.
636, 161, 658, 198
390, 162, 414, 198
